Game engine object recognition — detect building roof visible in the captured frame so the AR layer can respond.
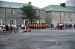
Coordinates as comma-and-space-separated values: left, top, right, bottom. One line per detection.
0, 1, 40, 9
43, 5, 75, 12
0, 1, 27, 8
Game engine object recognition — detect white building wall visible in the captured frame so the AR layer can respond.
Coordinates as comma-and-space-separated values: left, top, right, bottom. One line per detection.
47, 12, 52, 26
64, 12, 69, 24
51, 12, 60, 27
49, 11, 75, 27
71, 13, 75, 24
40, 10, 46, 23
35, 9, 46, 23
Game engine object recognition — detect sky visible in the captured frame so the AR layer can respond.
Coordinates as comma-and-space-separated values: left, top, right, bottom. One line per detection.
1, 0, 67, 8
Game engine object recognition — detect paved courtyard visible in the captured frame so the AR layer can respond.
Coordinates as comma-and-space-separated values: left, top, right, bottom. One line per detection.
0, 29, 75, 49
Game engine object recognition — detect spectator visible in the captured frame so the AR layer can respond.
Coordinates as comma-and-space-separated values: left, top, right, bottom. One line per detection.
74, 24, 75, 28
68, 23, 72, 29
56, 24, 59, 29
51, 24, 54, 28
51, 24, 54, 29
59, 24, 63, 30
5, 25, 9, 32
21, 24, 25, 30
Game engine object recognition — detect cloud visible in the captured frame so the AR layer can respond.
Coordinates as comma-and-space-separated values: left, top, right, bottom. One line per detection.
1, 0, 67, 8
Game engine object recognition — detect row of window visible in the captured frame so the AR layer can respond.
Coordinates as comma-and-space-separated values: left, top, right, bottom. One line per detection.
0, 19, 26, 25
0, 9, 14, 15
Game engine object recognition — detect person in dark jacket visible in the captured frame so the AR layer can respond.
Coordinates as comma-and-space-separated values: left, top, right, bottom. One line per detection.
5, 25, 9, 32
74, 24, 75, 28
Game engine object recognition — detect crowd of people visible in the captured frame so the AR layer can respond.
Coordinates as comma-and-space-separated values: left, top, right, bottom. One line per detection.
0, 24, 31, 33
1, 23, 75, 33
51, 23, 75, 30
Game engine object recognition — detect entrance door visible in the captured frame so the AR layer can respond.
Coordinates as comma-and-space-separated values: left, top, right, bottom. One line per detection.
10, 19, 16, 25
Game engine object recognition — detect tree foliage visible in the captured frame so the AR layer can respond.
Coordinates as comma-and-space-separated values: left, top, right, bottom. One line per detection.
20, 5, 39, 23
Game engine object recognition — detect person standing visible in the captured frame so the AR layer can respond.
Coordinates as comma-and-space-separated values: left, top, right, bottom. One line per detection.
5, 25, 9, 32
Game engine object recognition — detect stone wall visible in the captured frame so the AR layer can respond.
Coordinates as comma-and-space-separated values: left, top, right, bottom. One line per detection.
47, 11, 75, 27
0, 8, 46, 25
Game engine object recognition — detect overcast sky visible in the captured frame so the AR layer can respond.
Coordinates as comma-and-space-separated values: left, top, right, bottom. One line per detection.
1, 0, 67, 8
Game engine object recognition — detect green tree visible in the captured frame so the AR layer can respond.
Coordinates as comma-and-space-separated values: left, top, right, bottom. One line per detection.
20, 4, 39, 24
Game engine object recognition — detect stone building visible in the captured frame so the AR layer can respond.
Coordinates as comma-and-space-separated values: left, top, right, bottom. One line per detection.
2, 1, 75, 28
0, 1, 46, 26
43, 5, 75, 27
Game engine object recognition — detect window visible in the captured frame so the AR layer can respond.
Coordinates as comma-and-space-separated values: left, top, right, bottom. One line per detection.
10, 19, 14, 24
10, 19, 16, 25
11, 9, 14, 15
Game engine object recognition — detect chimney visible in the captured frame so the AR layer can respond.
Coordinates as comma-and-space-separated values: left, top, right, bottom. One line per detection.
60, 3, 66, 7
28, 2, 31, 5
